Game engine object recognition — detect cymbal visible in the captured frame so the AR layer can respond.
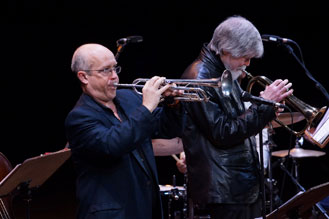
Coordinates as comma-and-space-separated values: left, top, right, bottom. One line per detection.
272, 148, 326, 158
269, 112, 305, 128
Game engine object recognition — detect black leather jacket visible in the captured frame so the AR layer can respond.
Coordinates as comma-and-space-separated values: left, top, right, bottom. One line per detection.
182, 45, 276, 204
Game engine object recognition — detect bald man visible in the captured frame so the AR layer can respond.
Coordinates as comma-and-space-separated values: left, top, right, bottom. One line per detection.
65, 43, 183, 219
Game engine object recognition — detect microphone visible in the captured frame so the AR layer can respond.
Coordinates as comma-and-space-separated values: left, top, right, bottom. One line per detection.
261, 34, 293, 44
241, 91, 287, 108
116, 35, 143, 45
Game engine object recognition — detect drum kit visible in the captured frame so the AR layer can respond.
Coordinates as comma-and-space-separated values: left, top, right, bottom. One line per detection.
159, 184, 187, 218
159, 175, 189, 219
159, 177, 212, 219
258, 112, 327, 215
160, 112, 327, 218
266, 112, 325, 168
269, 112, 325, 164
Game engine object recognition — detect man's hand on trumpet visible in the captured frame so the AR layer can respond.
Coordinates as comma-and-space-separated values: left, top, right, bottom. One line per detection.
142, 76, 183, 112
259, 79, 293, 114
260, 79, 293, 103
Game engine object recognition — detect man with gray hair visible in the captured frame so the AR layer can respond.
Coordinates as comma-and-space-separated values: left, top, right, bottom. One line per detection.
180, 15, 293, 218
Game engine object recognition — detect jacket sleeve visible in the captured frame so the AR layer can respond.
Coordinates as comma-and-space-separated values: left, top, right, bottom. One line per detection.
65, 104, 158, 160
184, 98, 276, 147
151, 102, 185, 139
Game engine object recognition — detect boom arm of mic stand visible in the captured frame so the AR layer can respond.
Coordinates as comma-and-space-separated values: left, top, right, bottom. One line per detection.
283, 44, 329, 103
115, 43, 127, 61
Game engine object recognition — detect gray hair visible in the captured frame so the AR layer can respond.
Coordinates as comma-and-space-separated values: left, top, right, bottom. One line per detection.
208, 15, 264, 58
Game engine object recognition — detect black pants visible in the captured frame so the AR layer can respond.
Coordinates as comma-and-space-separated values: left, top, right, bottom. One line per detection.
207, 197, 262, 219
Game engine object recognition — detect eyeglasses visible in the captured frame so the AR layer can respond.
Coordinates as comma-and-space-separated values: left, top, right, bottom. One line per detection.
82, 66, 121, 76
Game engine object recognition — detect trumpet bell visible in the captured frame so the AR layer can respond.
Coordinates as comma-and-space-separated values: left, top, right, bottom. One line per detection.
244, 70, 328, 148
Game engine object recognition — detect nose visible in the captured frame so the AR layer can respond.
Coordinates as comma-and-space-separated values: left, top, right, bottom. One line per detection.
109, 70, 119, 80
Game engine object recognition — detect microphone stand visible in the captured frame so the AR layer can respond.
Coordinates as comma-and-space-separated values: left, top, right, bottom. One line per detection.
183, 173, 188, 219
266, 125, 277, 213
115, 42, 127, 61
279, 160, 329, 218
283, 43, 329, 103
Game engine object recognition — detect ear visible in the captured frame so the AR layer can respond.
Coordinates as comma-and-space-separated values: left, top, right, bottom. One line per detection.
221, 50, 229, 56
77, 71, 89, 85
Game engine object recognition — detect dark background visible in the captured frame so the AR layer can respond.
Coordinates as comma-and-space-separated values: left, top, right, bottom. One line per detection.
2, 1, 329, 218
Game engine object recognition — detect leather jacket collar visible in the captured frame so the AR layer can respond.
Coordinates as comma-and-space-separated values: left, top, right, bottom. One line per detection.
197, 44, 225, 79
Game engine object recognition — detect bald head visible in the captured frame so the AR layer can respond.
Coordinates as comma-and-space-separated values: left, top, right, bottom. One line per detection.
71, 43, 115, 73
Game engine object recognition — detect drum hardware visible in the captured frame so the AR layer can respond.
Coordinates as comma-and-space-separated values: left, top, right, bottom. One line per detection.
258, 125, 267, 218
273, 137, 325, 187
270, 134, 326, 212
272, 147, 326, 158
278, 158, 329, 218
159, 175, 188, 219
264, 125, 279, 213
271, 135, 326, 159
159, 185, 186, 196
171, 175, 181, 201
182, 174, 188, 219
259, 125, 288, 214
265, 177, 282, 213
258, 125, 282, 217
266, 110, 310, 205
270, 137, 329, 218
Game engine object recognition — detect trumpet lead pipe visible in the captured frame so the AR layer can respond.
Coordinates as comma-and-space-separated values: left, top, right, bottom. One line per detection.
164, 78, 221, 87
113, 83, 144, 88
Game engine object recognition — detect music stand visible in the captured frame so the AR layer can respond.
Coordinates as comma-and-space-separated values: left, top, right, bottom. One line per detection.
266, 181, 329, 219
0, 148, 71, 219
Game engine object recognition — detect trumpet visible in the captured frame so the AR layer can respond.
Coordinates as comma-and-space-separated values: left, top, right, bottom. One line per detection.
114, 70, 233, 102
244, 70, 327, 138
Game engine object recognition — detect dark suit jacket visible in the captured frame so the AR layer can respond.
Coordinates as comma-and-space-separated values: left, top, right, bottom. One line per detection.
65, 90, 182, 219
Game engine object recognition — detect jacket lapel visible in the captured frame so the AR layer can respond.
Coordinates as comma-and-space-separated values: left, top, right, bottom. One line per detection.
114, 92, 154, 178
81, 92, 155, 178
